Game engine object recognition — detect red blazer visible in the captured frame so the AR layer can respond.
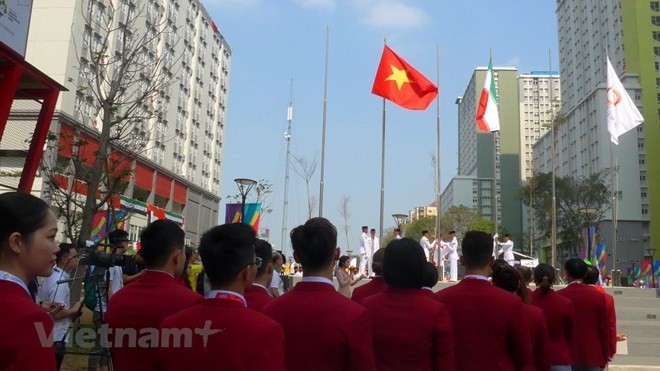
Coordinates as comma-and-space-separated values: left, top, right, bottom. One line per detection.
433, 278, 532, 371
362, 288, 455, 371
558, 283, 608, 367
592, 286, 617, 360
0, 281, 56, 371
531, 289, 575, 366
352, 276, 387, 304
158, 296, 285, 371
244, 284, 273, 312
106, 270, 203, 371
523, 304, 550, 371
264, 280, 377, 371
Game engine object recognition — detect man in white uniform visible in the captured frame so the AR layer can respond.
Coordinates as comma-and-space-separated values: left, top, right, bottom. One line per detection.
497, 233, 515, 266
393, 228, 403, 240
369, 228, 380, 256
419, 230, 437, 263
38, 243, 84, 369
446, 231, 459, 281
358, 226, 370, 275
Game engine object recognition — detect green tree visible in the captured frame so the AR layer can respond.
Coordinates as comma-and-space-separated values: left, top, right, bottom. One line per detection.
518, 171, 613, 256
402, 216, 436, 242
466, 218, 495, 234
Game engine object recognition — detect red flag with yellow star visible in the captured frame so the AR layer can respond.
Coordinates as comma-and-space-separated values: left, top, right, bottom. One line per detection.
371, 45, 438, 110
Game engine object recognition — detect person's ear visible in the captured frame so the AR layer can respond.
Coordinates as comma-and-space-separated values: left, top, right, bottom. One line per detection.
7, 232, 23, 254
334, 247, 340, 261
173, 248, 183, 266
459, 256, 465, 267
266, 262, 273, 274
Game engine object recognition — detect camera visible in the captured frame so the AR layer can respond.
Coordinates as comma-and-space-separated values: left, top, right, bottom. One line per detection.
80, 240, 131, 268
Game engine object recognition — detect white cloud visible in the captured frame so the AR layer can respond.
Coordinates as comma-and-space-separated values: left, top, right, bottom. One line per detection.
362, 1, 429, 29
293, 0, 336, 10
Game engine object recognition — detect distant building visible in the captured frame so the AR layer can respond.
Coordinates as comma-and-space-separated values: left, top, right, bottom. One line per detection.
0, 0, 230, 244
533, 0, 655, 264
409, 202, 437, 221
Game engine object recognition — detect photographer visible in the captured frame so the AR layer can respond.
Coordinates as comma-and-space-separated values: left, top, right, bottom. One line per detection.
87, 229, 127, 371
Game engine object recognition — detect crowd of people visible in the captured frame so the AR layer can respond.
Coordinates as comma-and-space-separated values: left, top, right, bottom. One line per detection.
0, 191, 618, 371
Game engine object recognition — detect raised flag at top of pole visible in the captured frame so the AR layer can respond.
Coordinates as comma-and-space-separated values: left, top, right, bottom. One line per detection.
606, 56, 644, 145
371, 45, 438, 110
476, 57, 500, 132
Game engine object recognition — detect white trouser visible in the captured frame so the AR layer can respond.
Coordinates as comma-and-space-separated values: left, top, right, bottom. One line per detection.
450, 259, 458, 281
359, 254, 370, 275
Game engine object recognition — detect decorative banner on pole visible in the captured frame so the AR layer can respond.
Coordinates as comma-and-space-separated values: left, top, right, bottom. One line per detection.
225, 203, 261, 232
90, 208, 127, 242
640, 259, 652, 288
594, 244, 606, 284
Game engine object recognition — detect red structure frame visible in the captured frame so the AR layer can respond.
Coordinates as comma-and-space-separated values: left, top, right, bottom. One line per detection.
0, 43, 66, 192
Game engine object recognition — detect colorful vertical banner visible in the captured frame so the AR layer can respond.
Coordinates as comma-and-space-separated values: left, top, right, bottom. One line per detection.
225, 203, 261, 232
594, 244, 606, 284
90, 208, 127, 242
640, 259, 652, 288
654, 261, 660, 289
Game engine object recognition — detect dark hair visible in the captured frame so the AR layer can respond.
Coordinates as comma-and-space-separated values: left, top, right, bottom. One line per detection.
290, 217, 337, 271
493, 258, 509, 270
502, 233, 510, 238
383, 238, 425, 289
108, 229, 129, 245
492, 263, 529, 303
517, 266, 532, 283
199, 223, 256, 287
584, 265, 600, 285
0, 192, 50, 250
255, 239, 273, 277
372, 248, 385, 275
362, 226, 368, 230
394, 228, 400, 233
56, 243, 75, 263
422, 262, 438, 288
338, 255, 350, 268
449, 230, 456, 235
461, 231, 493, 269
272, 252, 283, 264
533, 263, 556, 294
422, 230, 429, 234
140, 220, 185, 269
564, 258, 588, 280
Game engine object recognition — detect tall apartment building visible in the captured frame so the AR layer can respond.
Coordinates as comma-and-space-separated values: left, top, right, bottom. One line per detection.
518, 72, 561, 181
1, 0, 230, 244
440, 176, 493, 217
534, 0, 656, 263
449, 67, 522, 242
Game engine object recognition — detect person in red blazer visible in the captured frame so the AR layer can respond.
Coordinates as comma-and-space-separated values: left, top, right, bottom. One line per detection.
362, 239, 454, 370
352, 248, 387, 303
584, 265, 617, 362
0, 192, 60, 370
158, 223, 285, 371
531, 263, 576, 370
434, 230, 532, 371
492, 262, 550, 371
244, 239, 275, 312
421, 261, 439, 297
106, 220, 203, 371
557, 258, 609, 370
264, 217, 377, 371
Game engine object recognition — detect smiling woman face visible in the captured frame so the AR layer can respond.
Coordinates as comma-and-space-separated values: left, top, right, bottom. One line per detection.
18, 209, 59, 278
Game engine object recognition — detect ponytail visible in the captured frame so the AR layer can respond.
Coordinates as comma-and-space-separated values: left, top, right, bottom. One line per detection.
540, 276, 551, 294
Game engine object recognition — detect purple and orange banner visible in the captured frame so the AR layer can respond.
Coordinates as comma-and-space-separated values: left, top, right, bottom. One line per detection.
225, 203, 261, 233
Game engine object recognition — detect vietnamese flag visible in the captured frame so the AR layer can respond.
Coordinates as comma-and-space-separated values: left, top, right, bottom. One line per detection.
371, 45, 438, 110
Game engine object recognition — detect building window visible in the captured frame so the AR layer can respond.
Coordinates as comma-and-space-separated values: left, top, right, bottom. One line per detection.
656, 61, 660, 72
656, 46, 660, 57
652, 1, 660, 12
654, 31, 660, 41
653, 16, 660, 26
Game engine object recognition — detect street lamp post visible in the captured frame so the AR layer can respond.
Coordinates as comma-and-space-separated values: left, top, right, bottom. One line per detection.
392, 214, 408, 236
234, 178, 257, 224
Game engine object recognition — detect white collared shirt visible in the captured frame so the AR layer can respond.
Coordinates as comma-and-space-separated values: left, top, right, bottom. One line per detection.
38, 266, 72, 342
206, 289, 247, 307
301, 276, 335, 287
463, 274, 489, 281
0, 269, 30, 296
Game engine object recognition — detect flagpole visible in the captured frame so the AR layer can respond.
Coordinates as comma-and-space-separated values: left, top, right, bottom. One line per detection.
435, 45, 442, 237
281, 79, 293, 257
610, 140, 617, 272
379, 96, 386, 243
490, 49, 499, 237
318, 25, 330, 217
549, 48, 557, 269
435, 45, 443, 280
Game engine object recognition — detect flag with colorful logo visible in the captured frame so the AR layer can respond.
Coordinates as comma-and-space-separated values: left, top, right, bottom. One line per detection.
606, 56, 644, 144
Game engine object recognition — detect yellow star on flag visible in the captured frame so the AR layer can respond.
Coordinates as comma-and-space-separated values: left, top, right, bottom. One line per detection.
385, 65, 411, 90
